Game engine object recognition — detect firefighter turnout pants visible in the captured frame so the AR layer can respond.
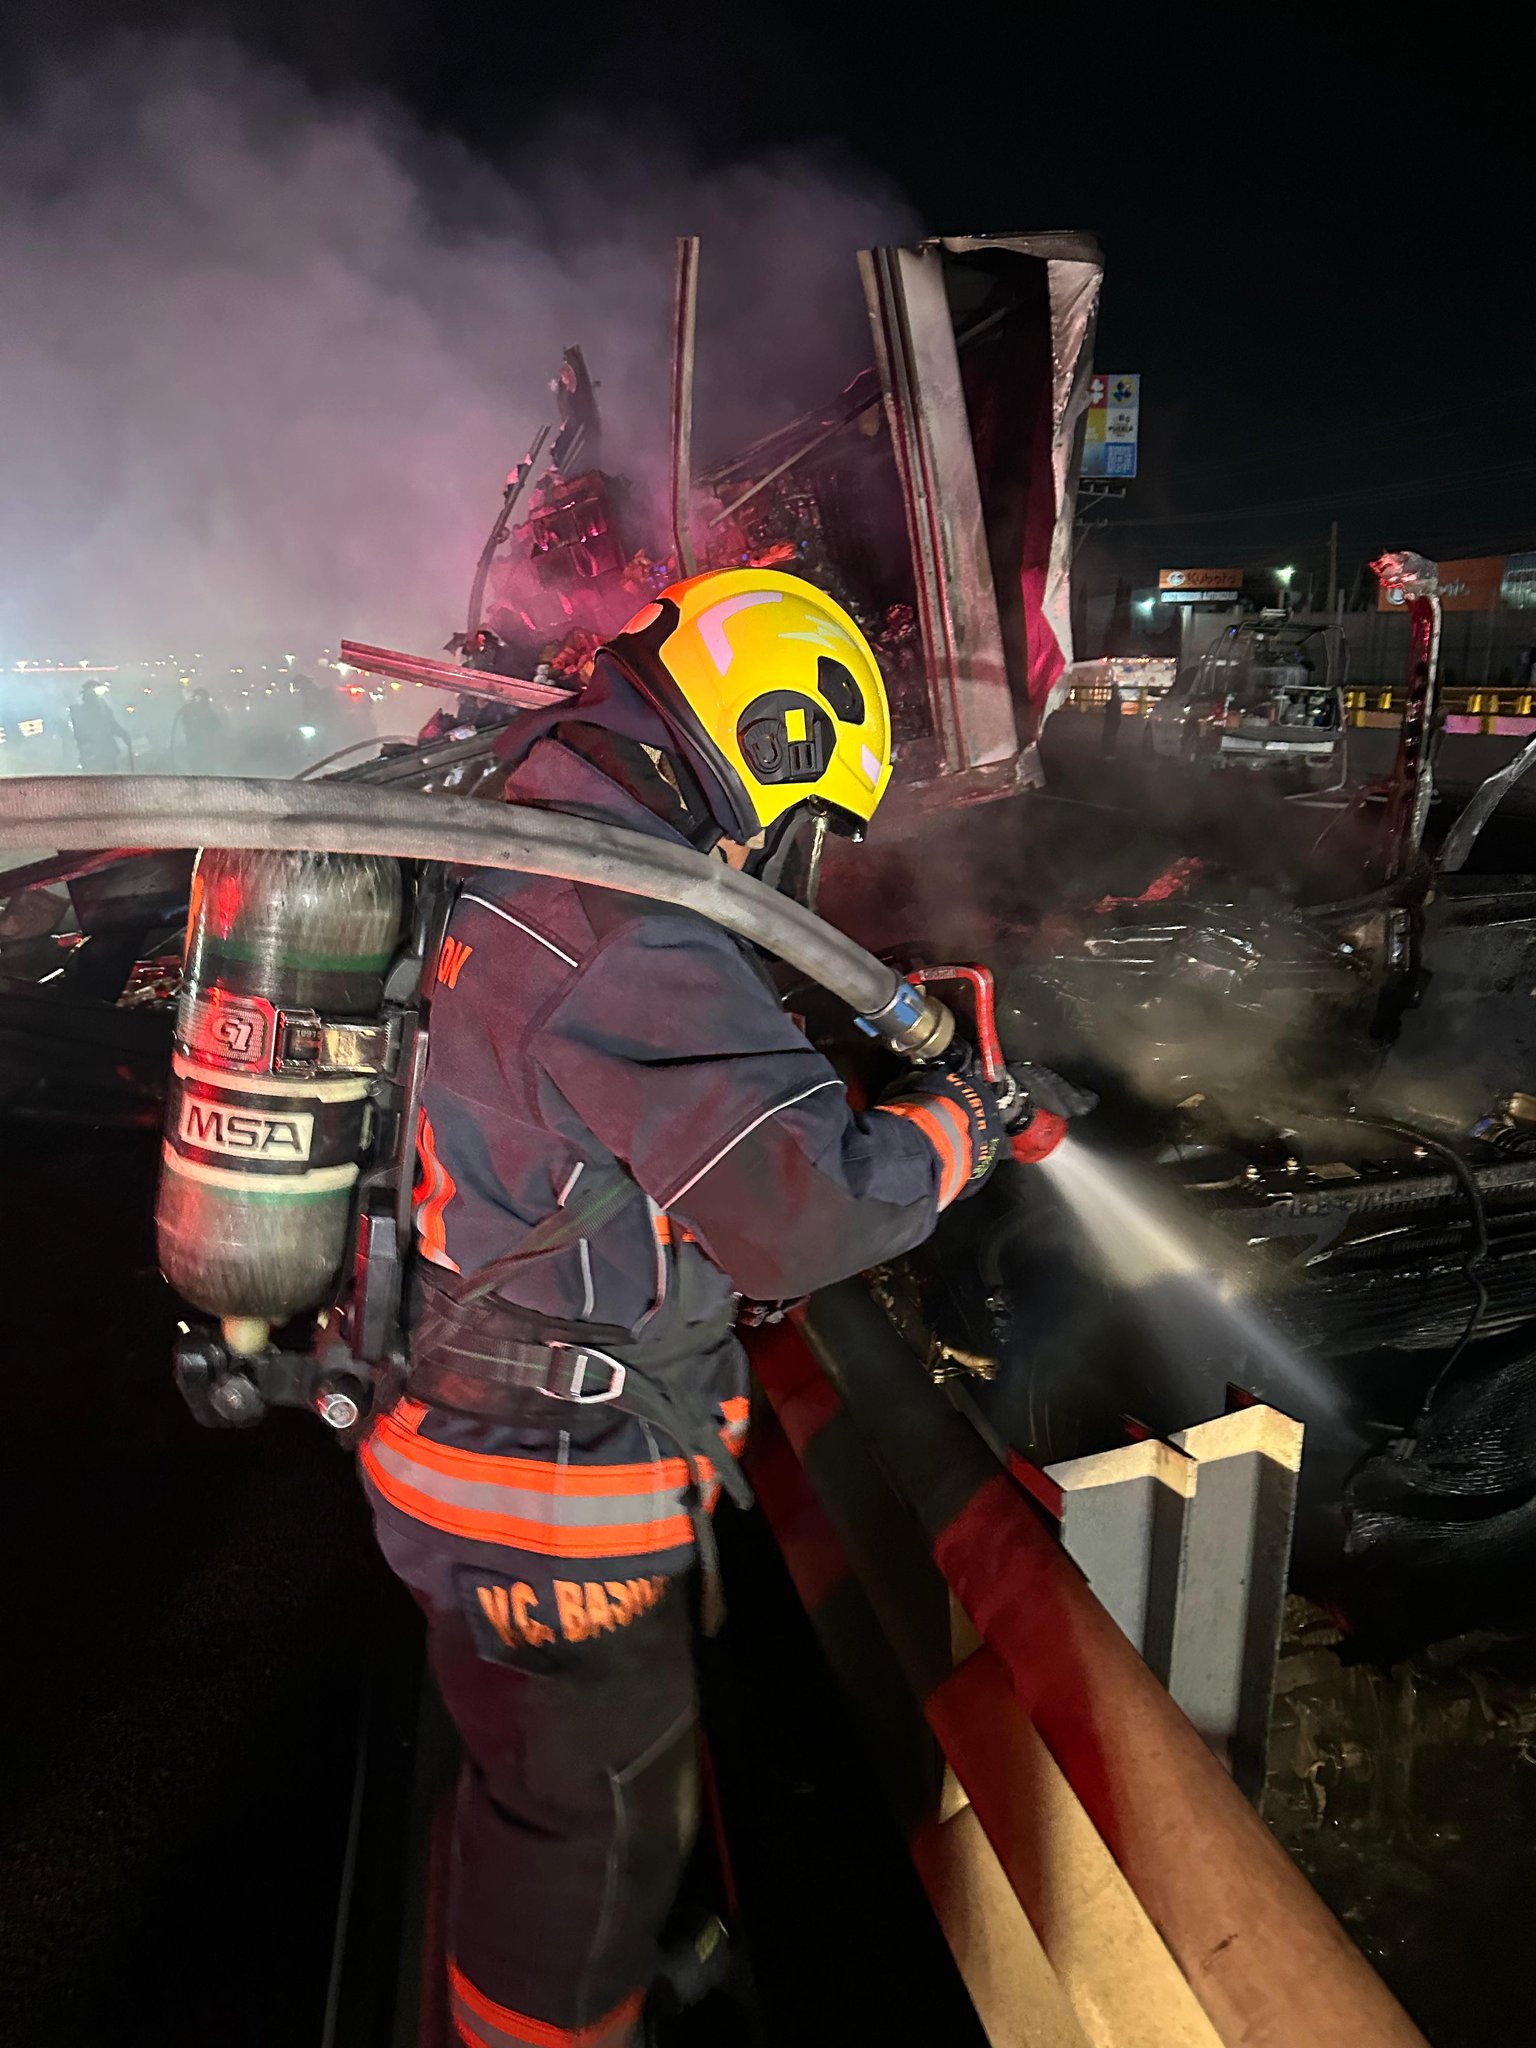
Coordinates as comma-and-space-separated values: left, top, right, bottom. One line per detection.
362, 1393, 723, 2048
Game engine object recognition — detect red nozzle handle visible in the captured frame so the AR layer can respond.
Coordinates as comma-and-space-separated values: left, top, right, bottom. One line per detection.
904, 964, 1003, 1083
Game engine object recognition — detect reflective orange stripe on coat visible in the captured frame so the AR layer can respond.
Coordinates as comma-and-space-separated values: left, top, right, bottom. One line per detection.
875, 1095, 972, 1207
414, 1109, 461, 1272
720, 1393, 750, 1459
361, 1398, 696, 1558
449, 1959, 642, 2048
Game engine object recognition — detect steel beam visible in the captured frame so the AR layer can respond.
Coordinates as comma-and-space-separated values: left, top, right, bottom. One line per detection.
1046, 1408, 1302, 1800
1044, 1436, 1196, 1678
669, 235, 700, 578
859, 243, 1018, 775
1168, 1408, 1303, 1799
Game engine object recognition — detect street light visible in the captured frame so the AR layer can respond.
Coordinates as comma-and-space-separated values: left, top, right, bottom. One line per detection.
1275, 566, 1295, 593
1137, 597, 1156, 617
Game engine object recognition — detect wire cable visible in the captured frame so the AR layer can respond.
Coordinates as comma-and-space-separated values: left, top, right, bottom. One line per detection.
1347, 1113, 1491, 1426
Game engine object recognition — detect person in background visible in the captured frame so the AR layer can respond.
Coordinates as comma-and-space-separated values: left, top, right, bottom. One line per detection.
173, 687, 226, 770
69, 679, 132, 773
1101, 673, 1124, 756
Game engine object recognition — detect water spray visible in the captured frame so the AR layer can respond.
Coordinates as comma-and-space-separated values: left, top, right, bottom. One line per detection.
1034, 1137, 1342, 1417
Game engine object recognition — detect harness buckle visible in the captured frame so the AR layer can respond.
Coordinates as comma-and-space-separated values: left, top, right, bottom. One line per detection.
540, 1344, 627, 1406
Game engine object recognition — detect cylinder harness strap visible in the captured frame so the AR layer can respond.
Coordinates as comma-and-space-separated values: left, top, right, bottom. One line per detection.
408, 1229, 752, 1633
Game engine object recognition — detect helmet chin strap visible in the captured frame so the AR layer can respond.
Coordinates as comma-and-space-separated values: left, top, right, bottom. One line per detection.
656, 745, 726, 854
748, 806, 828, 911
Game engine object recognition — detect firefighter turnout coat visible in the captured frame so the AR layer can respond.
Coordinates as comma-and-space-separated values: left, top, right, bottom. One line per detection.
362, 730, 970, 1622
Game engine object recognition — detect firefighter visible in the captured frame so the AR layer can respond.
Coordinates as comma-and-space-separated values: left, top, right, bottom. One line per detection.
360, 568, 1006, 2047
68, 678, 132, 773
172, 687, 225, 769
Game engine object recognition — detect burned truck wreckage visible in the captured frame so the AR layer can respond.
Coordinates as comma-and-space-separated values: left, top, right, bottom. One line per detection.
6, 228, 1536, 1662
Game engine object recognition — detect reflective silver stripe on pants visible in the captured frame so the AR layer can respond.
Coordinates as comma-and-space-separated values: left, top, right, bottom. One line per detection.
365, 1437, 690, 1532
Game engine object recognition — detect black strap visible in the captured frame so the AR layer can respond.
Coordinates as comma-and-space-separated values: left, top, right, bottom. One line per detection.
411, 1339, 623, 1408
455, 1173, 644, 1305
409, 1316, 747, 1637
411, 1326, 753, 1515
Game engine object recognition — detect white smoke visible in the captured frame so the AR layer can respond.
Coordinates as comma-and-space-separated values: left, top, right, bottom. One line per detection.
0, 36, 912, 666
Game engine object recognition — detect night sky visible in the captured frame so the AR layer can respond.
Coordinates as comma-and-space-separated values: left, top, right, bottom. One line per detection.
5, 1, 1531, 603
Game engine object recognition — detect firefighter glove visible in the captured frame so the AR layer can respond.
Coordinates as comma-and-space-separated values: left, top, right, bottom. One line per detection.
880, 1061, 1004, 1205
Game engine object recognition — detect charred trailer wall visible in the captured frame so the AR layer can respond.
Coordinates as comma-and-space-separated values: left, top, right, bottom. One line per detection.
859, 233, 1102, 808
948, 249, 1073, 741
817, 236, 1100, 952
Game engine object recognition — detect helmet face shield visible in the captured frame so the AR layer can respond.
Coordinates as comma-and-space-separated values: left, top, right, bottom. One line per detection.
602, 570, 894, 843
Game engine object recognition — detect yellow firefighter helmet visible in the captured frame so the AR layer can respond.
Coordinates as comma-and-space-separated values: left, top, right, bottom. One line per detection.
601, 568, 893, 842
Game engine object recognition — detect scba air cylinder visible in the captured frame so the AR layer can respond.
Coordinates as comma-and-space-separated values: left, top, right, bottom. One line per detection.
156, 847, 402, 1347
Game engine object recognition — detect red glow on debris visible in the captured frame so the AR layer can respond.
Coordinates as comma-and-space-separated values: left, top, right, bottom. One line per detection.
211, 872, 243, 939
747, 541, 797, 568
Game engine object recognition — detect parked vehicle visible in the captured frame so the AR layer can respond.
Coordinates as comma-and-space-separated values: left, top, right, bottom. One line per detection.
1145, 617, 1345, 788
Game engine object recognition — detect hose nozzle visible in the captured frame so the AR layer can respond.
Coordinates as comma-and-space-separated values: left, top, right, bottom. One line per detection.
858, 981, 956, 1062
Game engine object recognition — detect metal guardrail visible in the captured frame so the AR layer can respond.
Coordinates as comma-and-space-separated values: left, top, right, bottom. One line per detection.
1341, 686, 1536, 733
1061, 683, 1164, 716
751, 1294, 1428, 2048
1061, 681, 1536, 736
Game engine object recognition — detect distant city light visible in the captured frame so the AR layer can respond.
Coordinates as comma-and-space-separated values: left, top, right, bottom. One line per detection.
11, 660, 118, 674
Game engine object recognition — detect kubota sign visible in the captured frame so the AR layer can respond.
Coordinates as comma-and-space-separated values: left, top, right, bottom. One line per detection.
1159, 568, 1244, 592
1159, 568, 1243, 604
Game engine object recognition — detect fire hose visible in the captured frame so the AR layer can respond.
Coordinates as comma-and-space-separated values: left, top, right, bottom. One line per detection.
0, 774, 953, 1055
2, 776, 1076, 1430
